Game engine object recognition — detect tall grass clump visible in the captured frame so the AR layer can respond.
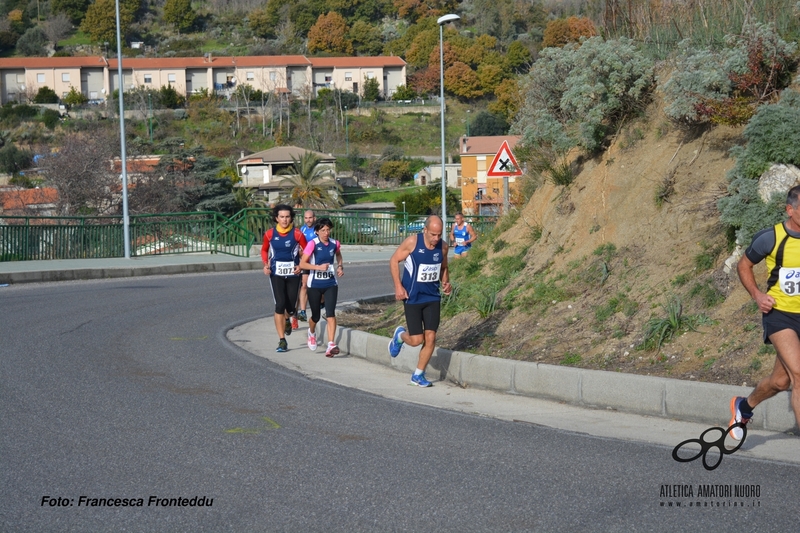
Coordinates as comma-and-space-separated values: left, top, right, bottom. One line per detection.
604, 0, 800, 60
638, 297, 712, 351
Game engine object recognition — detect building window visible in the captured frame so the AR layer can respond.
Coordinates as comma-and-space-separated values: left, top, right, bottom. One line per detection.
366, 71, 374, 79
324, 75, 332, 82
246, 71, 255, 81
344, 72, 352, 81
62, 73, 70, 82
168, 73, 176, 83
37, 73, 45, 83
269, 72, 276, 82
144, 74, 152, 84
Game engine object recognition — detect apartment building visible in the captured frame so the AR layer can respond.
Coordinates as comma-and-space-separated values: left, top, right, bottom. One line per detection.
0, 54, 407, 104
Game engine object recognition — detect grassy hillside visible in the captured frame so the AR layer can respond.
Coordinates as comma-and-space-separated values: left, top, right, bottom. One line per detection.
338, 96, 785, 388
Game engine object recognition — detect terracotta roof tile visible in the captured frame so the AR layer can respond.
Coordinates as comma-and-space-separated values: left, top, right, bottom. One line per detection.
460, 135, 522, 156
106, 55, 312, 69
308, 56, 406, 67
0, 187, 58, 211
0, 56, 109, 68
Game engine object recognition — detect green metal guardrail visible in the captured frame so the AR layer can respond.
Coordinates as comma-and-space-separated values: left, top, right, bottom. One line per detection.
235, 209, 498, 247
0, 212, 254, 262
0, 209, 497, 262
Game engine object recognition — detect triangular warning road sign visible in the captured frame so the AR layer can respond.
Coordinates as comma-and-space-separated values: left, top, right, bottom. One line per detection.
486, 140, 523, 177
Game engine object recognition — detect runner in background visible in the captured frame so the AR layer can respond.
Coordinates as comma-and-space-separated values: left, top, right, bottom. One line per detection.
299, 217, 344, 357
450, 212, 477, 259
297, 209, 317, 324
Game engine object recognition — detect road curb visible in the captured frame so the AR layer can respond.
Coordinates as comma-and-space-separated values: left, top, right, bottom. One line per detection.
331, 326, 797, 433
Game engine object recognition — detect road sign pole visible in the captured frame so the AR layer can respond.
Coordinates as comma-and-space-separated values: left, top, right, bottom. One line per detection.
503, 176, 509, 214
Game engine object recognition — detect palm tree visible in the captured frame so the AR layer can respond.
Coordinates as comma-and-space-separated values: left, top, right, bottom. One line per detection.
277, 151, 342, 208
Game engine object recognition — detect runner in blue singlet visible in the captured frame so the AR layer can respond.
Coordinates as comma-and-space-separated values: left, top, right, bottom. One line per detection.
388, 215, 452, 387
450, 212, 477, 258
297, 210, 317, 323
299, 217, 344, 358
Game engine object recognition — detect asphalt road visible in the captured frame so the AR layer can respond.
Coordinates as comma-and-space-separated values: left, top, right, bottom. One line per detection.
1, 266, 797, 532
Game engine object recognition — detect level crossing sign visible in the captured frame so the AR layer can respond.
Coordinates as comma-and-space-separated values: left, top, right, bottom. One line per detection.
486, 140, 523, 177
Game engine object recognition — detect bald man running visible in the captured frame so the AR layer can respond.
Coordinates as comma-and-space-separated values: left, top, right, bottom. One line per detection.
388, 215, 452, 387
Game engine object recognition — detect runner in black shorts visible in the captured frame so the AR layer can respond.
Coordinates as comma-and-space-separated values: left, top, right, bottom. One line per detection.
388, 215, 451, 387
261, 204, 307, 352
732, 185, 800, 439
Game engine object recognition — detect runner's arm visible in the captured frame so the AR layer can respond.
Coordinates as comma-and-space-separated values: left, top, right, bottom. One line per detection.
389, 236, 415, 300
467, 224, 477, 244
440, 241, 452, 295
737, 254, 774, 313
261, 230, 271, 276
335, 245, 344, 277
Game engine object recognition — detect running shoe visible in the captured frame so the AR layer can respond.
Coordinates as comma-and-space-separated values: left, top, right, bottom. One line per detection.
307, 329, 317, 352
325, 342, 339, 358
298, 310, 307, 322
284, 317, 292, 335
291, 316, 299, 330
410, 372, 432, 387
388, 326, 405, 358
276, 338, 288, 352
728, 396, 752, 440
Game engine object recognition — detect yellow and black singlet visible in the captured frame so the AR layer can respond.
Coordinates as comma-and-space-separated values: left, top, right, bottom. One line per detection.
765, 222, 800, 313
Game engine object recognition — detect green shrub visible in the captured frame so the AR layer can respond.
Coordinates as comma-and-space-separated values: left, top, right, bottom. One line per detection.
0, 144, 33, 174
515, 36, 654, 155
41, 108, 61, 129
718, 90, 800, 245
63, 87, 88, 107
661, 23, 797, 126
33, 86, 59, 104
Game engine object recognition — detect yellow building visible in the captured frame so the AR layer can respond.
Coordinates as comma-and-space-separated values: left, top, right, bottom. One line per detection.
459, 135, 522, 216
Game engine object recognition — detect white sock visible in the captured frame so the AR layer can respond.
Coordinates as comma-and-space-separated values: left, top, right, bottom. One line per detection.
413, 369, 423, 376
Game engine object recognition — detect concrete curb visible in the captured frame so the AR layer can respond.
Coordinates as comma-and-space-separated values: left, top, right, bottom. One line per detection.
0, 259, 263, 284
326, 326, 797, 433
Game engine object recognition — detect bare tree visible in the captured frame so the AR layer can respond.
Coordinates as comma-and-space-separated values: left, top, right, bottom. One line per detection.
42, 14, 73, 47
39, 125, 121, 216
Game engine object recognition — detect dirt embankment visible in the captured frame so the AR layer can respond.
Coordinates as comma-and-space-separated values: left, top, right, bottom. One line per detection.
340, 112, 776, 388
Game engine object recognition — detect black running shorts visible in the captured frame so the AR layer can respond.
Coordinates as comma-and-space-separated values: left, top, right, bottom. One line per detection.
403, 300, 441, 336
270, 275, 300, 315
762, 308, 800, 344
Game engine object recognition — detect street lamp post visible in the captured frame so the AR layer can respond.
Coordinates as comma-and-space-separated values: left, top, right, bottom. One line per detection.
344, 105, 349, 156
438, 13, 459, 235
402, 200, 406, 229
115, 0, 130, 258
